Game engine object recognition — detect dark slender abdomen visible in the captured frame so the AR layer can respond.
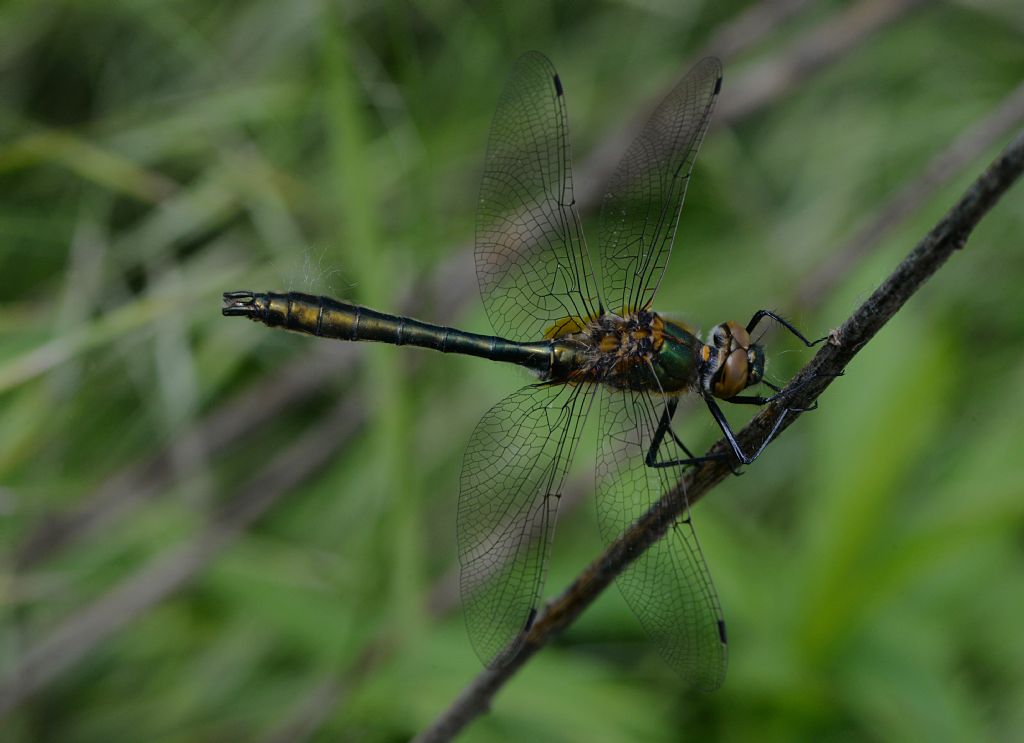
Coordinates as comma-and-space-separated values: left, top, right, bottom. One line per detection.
223, 291, 557, 375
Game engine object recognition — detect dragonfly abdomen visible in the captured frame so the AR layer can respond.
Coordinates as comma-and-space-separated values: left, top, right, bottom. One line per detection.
223, 291, 556, 373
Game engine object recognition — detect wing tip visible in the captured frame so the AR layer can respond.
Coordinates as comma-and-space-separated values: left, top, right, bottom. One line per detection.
696, 55, 724, 95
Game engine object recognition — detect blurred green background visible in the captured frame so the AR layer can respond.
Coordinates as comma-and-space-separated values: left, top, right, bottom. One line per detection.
2, 0, 1023, 740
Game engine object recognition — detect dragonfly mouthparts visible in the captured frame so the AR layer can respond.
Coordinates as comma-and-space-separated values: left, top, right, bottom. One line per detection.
222, 291, 258, 317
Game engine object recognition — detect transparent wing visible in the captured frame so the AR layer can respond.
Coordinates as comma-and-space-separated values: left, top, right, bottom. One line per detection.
595, 386, 727, 690
459, 382, 593, 667
476, 51, 602, 342
599, 57, 722, 315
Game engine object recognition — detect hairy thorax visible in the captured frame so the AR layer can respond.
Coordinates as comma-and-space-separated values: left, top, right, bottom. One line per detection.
545, 310, 703, 394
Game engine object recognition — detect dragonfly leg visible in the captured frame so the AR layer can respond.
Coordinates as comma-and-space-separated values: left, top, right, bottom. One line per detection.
645, 398, 738, 473
725, 373, 828, 411
703, 394, 783, 466
745, 309, 827, 346
708, 315, 842, 464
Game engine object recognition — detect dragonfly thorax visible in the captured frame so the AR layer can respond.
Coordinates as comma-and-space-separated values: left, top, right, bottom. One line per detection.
546, 310, 707, 395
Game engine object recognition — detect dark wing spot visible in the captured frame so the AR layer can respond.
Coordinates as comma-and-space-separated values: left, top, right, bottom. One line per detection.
717, 619, 728, 645
524, 607, 538, 631
553, 74, 564, 96
713, 75, 722, 95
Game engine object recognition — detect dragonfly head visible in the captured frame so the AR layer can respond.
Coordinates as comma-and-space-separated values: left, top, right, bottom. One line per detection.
705, 320, 765, 399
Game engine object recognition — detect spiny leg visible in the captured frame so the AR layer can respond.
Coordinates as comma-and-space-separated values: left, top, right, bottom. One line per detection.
746, 309, 826, 347
643, 393, 797, 472
644, 398, 737, 472
704, 372, 839, 466
702, 394, 789, 466
724, 374, 826, 411
741, 312, 843, 411
646, 311, 838, 470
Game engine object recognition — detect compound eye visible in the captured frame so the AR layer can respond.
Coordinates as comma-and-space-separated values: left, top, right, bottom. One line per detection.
725, 321, 751, 349
713, 348, 749, 399
711, 324, 730, 347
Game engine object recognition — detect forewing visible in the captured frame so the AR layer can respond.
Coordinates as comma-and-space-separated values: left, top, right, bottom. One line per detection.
599, 57, 722, 315
476, 51, 601, 342
595, 386, 727, 689
459, 382, 593, 667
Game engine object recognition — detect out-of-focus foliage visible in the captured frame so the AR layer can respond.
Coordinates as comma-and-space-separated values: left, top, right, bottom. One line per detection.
2, 1, 1023, 741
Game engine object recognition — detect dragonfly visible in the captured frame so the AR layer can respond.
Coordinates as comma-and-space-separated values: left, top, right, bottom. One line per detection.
223, 52, 820, 690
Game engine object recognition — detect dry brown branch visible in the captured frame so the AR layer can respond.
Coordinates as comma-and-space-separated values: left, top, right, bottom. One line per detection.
411, 129, 1024, 743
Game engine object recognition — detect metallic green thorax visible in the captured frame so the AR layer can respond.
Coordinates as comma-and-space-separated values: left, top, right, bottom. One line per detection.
652, 320, 703, 394
535, 311, 702, 393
